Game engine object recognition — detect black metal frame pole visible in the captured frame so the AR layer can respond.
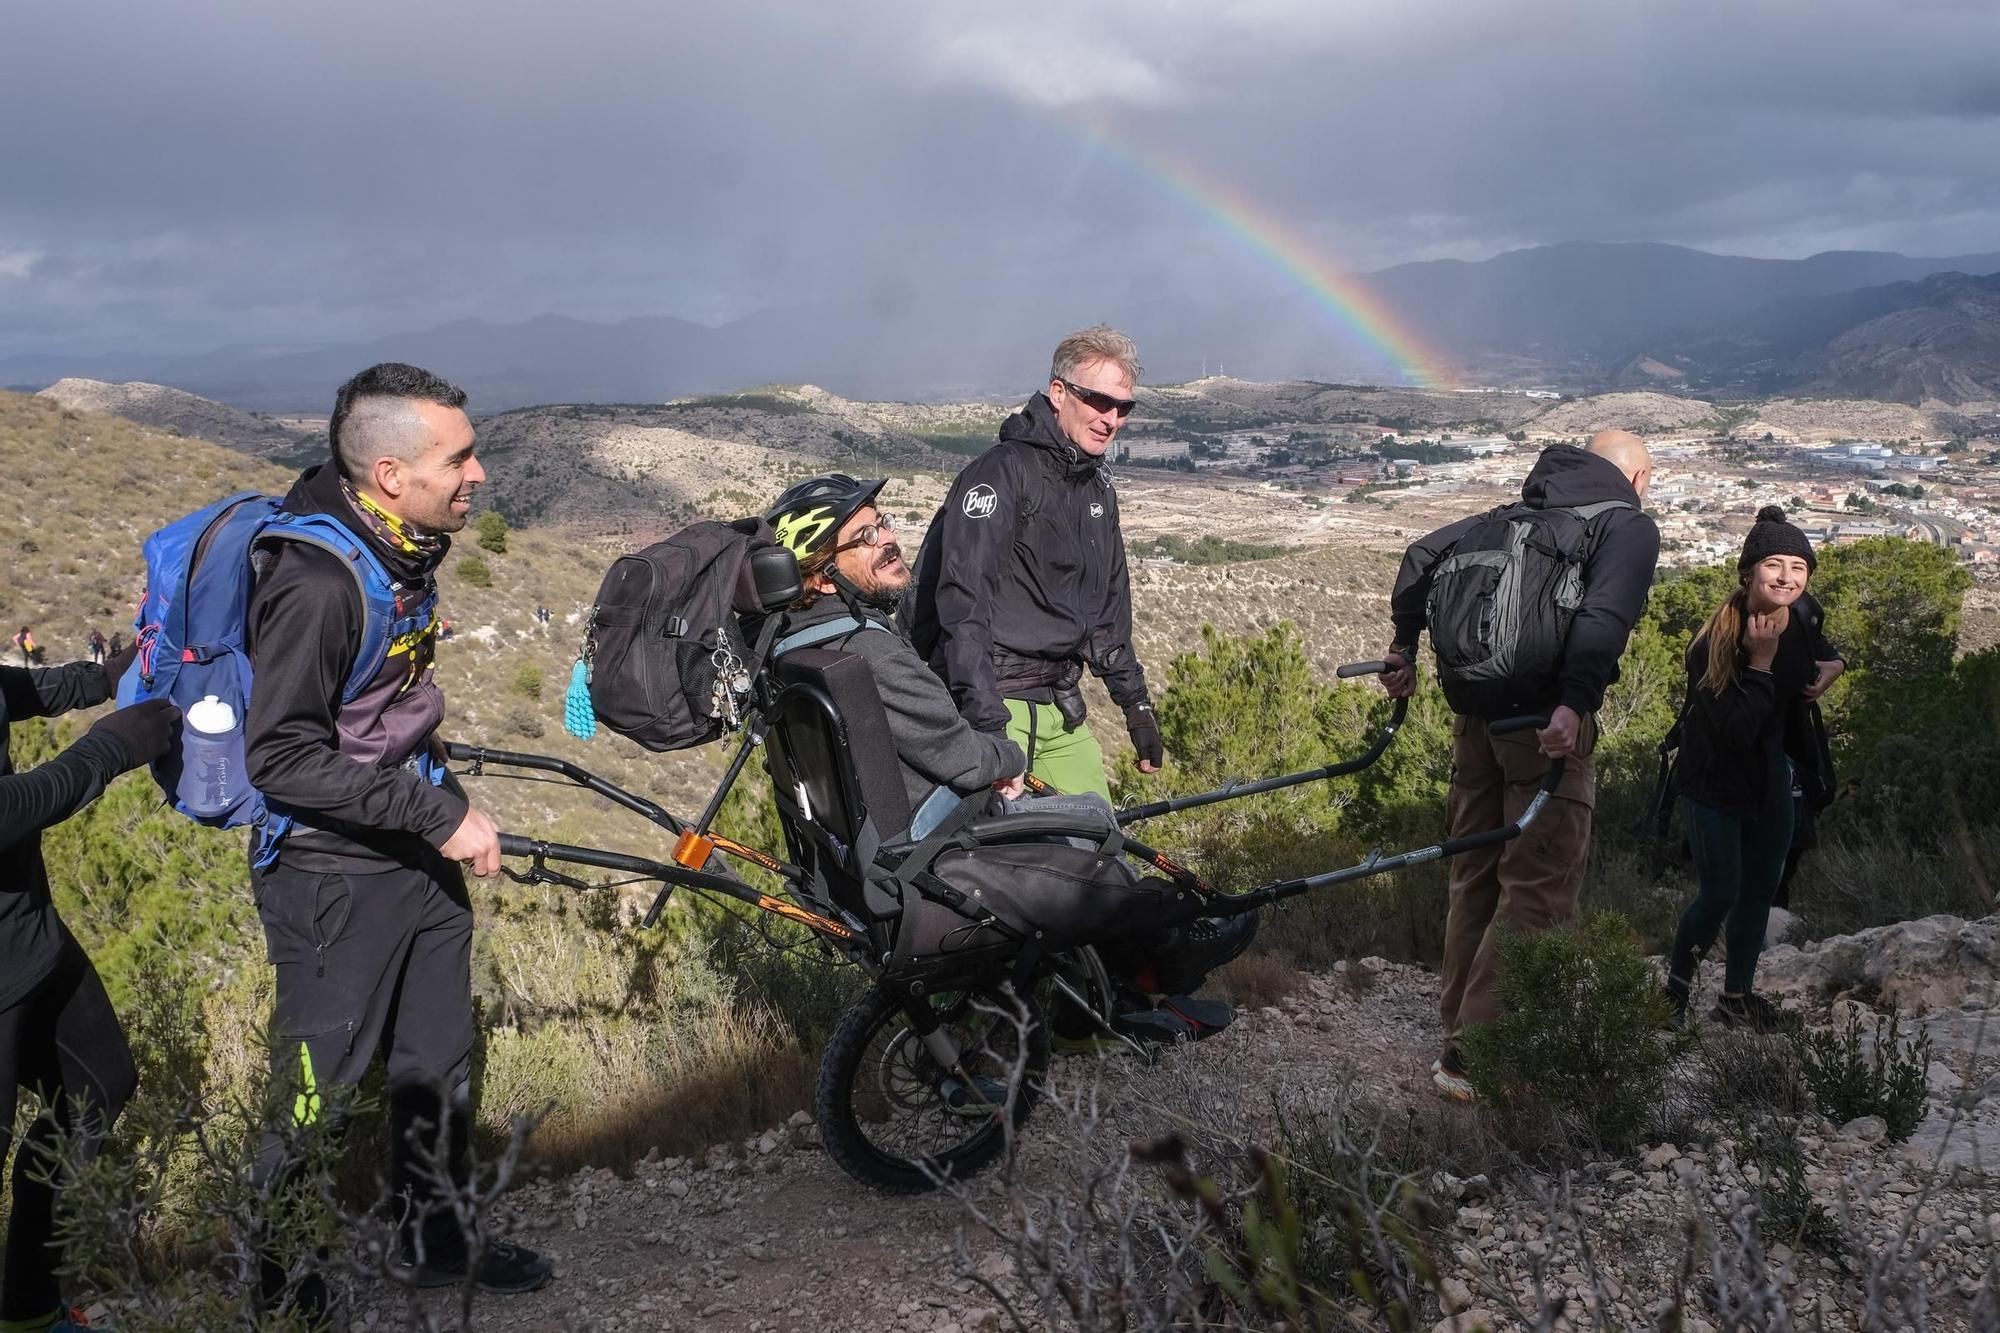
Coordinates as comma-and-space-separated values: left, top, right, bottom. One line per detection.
1114, 697, 1408, 825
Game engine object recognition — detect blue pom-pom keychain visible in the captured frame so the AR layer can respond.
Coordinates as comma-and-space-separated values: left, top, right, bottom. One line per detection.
563, 658, 596, 740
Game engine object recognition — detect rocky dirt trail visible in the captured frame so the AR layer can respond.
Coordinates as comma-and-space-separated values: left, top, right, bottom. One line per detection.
363, 917, 2000, 1333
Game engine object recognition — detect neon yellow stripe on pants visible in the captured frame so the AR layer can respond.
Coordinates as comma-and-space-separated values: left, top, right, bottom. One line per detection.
293, 1041, 320, 1126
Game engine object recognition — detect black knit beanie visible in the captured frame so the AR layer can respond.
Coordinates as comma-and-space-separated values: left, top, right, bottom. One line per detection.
1739, 505, 1816, 574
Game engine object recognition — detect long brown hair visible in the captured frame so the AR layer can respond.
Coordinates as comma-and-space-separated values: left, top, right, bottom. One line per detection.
1695, 586, 1749, 694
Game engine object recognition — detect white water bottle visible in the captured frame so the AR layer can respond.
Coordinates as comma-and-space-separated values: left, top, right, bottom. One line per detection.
177, 694, 241, 818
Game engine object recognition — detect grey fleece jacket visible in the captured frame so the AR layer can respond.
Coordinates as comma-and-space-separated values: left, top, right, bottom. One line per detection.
780, 596, 1025, 821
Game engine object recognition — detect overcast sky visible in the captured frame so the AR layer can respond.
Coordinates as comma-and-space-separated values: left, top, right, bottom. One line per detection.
4, 0, 1997, 358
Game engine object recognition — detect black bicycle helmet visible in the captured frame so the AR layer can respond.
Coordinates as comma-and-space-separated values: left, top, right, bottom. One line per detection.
765, 473, 889, 562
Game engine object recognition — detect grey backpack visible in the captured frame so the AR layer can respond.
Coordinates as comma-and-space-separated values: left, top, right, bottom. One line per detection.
1423, 499, 1631, 720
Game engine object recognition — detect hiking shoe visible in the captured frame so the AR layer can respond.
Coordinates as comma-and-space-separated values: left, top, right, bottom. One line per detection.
1709, 992, 1787, 1034
398, 1238, 554, 1294
1431, 1049, 1476, 1103
1151, 912, 1260, 997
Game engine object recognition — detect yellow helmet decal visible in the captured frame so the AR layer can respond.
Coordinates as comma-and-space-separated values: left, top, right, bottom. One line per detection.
774, 505, 836, 556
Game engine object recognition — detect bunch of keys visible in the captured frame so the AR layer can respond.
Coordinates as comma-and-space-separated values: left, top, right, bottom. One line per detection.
708, 646, 752, 730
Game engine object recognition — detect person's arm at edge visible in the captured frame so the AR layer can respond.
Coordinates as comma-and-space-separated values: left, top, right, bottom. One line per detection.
0, 660, 111, 721
0, 732, 128, 851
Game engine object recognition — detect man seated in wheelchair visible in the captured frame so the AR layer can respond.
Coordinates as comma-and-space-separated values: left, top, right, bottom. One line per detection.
764, 475, 1257, 1044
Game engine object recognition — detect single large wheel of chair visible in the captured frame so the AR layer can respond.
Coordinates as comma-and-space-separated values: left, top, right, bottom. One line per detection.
816, 981, 1049, 1193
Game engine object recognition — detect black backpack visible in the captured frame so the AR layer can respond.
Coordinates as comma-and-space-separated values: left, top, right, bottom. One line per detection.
581, 517, 775, 752
1423, 499, 1632, 720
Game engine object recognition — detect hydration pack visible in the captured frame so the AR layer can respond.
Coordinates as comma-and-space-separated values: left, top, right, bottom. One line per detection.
1423, 499, 1632, 719
117, 490, 430, 863
576, 517, 777, 751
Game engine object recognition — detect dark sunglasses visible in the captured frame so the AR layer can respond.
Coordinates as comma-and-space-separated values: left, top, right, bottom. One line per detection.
1058, 378, 1137, 417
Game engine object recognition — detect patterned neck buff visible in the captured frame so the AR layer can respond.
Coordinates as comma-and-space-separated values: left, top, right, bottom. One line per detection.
340, 477, 445, 560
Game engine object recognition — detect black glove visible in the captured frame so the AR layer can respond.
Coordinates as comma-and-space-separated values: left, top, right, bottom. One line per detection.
104, 641, 139, 696
86, 699, 181, 773
1124, 701, 1163, 769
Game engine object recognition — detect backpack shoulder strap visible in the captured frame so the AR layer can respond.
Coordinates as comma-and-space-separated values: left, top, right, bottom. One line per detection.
773, 614, 894, 657
256, 513, 405, 702
1565, 499, 1636, 522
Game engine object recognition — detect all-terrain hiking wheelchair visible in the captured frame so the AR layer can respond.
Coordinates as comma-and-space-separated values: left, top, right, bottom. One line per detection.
455, 563, 1566, 1193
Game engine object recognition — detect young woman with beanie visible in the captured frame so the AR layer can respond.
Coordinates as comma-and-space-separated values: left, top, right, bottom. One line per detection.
1666, 506, 1844, 1031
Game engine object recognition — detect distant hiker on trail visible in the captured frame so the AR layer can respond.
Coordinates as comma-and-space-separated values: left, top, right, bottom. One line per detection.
534, 604, 551, 628
87, 628, 107, 666
107, 632, 123, 659
243, 363, 549, 1317
902, 325, 1159, 802
10, 628, 39, 668
1665, 508, 1842, 1032
1381, 430, 1661, 1101
1, 638, 177, 1332
769, 473, 1255, 1042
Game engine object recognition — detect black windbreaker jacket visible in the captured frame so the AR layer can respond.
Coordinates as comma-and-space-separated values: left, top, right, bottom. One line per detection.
900, 393, 1151, 733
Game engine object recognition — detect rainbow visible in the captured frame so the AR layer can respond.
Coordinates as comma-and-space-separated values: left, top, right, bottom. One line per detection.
1079, 123, 1454, 389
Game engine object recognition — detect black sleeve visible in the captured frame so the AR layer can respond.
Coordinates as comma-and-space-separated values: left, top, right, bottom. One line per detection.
0, 661, 112, 721
1086, 486, 1150, 710
0, 732, 125, 851
1686, 637, 1780, 754
1388, 515, 1479, 647
926, 452, 1018, 733
1558, 511, 1662, 716
244, 544, 467, 847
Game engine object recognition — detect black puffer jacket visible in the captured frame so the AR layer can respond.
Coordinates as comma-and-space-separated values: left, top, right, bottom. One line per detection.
900, 394, 1150, 733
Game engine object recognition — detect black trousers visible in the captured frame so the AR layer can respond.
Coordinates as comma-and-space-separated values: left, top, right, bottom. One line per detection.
250, 855, 475, 1266
0, 923, 136, 1320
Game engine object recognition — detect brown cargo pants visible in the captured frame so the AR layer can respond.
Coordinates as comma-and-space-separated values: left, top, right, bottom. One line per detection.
1437, 712, 1598, 1056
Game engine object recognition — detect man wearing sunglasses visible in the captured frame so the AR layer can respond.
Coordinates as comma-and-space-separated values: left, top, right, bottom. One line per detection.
902, 325, 1160, 803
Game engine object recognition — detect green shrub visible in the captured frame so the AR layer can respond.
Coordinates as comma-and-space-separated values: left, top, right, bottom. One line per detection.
1692, 1027, 1808, 1122
457, 554, 493, 587
1741, 1117, 1841, 1251
1794, 1008, 1932, 1141
1462, 913, 1681, 1152
473, 509, 509, 553
511, 664, 543, 701
1128, 533, 1289, 565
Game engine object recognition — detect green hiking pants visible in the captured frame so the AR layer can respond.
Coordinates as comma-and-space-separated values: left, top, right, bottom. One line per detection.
1005, 698, 1111, 802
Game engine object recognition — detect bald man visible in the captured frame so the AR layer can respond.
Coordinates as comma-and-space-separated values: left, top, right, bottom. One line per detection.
1381, 431, 1660, 1101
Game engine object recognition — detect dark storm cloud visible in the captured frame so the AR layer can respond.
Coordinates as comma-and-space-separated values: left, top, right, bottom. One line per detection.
2, 0, 1996, 359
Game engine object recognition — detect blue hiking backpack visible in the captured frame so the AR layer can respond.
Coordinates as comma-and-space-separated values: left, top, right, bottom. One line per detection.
117, 489, 436, 864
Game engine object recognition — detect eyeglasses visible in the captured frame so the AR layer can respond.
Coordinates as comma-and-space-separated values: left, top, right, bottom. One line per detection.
1058, 378, 1137, 418
831, 512, 895, 555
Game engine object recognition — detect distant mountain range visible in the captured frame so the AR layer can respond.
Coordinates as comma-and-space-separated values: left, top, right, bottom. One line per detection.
6, 242, 1998, 409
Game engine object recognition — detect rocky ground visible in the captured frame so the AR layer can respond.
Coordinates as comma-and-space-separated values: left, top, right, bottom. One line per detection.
333, 915, 2000, 1333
